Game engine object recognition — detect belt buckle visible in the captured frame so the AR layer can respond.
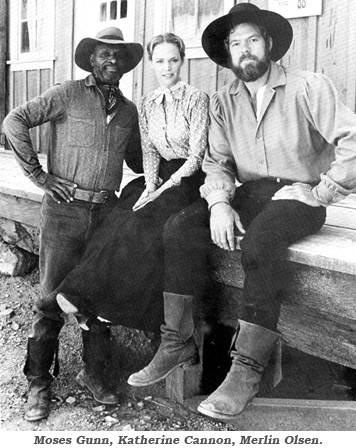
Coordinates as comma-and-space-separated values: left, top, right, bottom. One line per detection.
100, 190, 108, 203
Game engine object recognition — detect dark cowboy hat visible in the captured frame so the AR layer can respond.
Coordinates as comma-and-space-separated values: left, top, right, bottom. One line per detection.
201, 3, 293, 68
75, 27, 143, 73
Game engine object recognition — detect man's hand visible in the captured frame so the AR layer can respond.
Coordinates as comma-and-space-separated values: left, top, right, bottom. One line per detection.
272, 182, 320, 207
210, 202, 245, 251
42, 174, 76, 203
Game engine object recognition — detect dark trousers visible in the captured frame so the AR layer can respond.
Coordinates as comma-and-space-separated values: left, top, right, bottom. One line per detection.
25, 193, 119, 382
164, 179, 326, 331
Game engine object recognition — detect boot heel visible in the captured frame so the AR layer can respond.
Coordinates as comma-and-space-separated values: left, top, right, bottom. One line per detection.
182, 352, 199, 369
75, 373, 85, 389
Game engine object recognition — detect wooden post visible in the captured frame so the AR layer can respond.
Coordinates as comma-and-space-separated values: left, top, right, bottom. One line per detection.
0, 0, 8, 147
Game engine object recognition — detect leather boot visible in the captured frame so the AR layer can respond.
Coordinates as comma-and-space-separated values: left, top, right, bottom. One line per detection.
198, 320, 280, 420
76, 366, 118, 404
80, 324, 118, 404
24, 338, 59, 422
25, 378, 51, 422
127, 292, 199, 387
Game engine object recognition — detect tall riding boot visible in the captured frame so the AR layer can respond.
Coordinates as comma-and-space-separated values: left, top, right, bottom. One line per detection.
198, 320, 280, 420
79, 324, 118, 404
127, 292, 199, 387
24, 338, 59, 422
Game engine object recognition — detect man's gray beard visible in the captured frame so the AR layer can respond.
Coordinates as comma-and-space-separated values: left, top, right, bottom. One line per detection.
231, 53, 271, 82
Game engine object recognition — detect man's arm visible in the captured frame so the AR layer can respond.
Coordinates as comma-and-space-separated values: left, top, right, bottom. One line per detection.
200, 92, 243, 250
3, 84, 76, 203
200, 92, 238, 209
273, 74, 356, 207
304, 74, 356, 205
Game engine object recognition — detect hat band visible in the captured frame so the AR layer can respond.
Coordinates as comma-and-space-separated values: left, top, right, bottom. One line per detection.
99, 35, 124, 41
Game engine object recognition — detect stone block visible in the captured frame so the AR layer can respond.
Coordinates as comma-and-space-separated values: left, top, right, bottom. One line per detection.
0, 217, 39, 254
0, 237, 38, 276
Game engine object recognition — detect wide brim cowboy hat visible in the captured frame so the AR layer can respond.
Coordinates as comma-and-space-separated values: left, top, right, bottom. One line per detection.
75, 27, 143, 73
202, 3, 293, 68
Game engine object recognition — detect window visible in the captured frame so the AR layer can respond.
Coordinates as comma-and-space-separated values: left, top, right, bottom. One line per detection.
110, 1, 117, 20
100, 2, 107, 21
120, 0, 127, 18
20, 0, 36, 53
99, 1, 127, 22
19, 0, 53, 56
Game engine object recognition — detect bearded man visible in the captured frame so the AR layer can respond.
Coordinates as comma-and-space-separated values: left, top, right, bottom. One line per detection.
127, 3, 356, 421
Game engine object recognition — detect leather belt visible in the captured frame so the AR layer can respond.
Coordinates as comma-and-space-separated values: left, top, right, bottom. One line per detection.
72, 188, 115, 204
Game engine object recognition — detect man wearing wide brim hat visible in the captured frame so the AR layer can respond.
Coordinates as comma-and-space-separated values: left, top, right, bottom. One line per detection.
129, 2, 356, 421
75, 26, 143, 74
3, 27, 144, 422
201, 2, 293, 68
195, 2, 356, 420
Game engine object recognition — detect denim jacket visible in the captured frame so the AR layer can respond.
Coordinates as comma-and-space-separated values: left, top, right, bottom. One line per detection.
3, 74, 142, 191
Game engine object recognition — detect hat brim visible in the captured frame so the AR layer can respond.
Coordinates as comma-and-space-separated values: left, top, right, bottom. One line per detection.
202, 10, 293, 68
75, 37, 143, 73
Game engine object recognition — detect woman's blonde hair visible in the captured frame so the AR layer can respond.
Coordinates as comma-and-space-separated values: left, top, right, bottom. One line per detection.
147, 33, 185, 61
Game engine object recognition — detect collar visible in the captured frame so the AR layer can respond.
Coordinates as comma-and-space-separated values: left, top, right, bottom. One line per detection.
94, 75, 120, 90
228, 61, 287, 96
85, 74, 126, 103
149, 80, 185, 104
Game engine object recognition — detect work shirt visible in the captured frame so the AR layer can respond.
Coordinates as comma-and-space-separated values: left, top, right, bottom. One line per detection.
201, 61, 356, 208
3, 74, 142, 192
139, 81, 209, 186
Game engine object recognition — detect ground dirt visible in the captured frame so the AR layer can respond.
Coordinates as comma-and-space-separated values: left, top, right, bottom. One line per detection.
0, 268, 235, 431
1, 268, 356, 432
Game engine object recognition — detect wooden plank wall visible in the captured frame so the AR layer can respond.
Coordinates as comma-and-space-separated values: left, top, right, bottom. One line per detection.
5, 0, 74, 153
9, 68, 52, 154
134, 0, 356, 112
54, 0, 75, 84
0, 1, 7, 146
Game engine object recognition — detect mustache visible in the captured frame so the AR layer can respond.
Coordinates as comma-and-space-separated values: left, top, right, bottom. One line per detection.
239, 54, 259, 63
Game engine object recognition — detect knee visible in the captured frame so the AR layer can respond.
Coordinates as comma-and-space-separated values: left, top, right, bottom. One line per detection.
240, 231, 281, 267
163, 199, 208, 248
34, 295, 62, 315
164, 210, 190, 246
30, 310, 64, 341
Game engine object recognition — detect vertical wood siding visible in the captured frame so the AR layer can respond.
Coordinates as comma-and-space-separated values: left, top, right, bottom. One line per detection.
135, 0, 356, 112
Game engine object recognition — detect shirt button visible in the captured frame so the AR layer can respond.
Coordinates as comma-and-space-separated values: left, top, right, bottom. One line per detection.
256, 133, 261, 139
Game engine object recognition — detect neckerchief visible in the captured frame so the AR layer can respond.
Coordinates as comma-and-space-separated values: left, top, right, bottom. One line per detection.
151, 80, 185, 104
107, 84, 119, 112
95, 77, 122, 114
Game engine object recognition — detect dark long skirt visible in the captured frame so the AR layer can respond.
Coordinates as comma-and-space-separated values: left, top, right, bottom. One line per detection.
55, 159, 204, 334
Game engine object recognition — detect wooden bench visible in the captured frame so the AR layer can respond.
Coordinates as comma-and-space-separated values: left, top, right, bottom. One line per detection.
166, 194, 356, 403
